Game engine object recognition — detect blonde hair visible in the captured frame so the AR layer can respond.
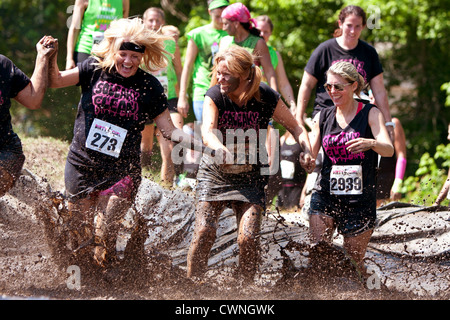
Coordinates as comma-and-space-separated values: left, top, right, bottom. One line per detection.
91, 18, 171, 73
210, 45, 262, 105
327, 61, 366, 97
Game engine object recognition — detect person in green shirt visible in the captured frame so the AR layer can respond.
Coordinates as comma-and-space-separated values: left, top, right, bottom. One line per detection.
141, 7, 183, 186
219, 3, 277, 92
255, 15, 296, 110
66, 0, 129, 70
177, 0, 230, 123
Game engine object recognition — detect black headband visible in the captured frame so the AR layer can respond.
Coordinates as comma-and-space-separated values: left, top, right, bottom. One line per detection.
119, 41, 145, 53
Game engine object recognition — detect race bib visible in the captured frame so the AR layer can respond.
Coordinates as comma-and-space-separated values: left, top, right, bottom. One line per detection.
156, 75, 168, 96
280, 160, 295, 180
86, 118, 127, 158
330, 165, 363, 195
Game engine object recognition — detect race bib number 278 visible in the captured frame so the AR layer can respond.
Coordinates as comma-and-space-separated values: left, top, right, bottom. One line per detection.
86, 119, 127, 158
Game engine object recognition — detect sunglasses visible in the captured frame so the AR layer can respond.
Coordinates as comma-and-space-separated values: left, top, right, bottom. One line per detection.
324, 82, 354, 92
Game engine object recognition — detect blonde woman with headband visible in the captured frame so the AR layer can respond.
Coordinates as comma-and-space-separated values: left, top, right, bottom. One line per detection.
48, 18, 203, 268
187, 46, 314, 282
308, 61, 393, 278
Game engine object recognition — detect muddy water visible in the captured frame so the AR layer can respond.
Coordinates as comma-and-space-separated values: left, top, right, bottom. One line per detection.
0, 173, 449, 301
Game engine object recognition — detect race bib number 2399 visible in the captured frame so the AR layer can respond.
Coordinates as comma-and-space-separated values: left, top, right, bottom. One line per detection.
86, 118, 127, 158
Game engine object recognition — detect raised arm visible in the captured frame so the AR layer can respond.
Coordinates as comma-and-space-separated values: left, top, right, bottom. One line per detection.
14, 36, 57, 110
49, 38, 80, 89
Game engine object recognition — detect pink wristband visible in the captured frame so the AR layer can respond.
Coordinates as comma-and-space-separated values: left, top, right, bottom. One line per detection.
395, 157, 407, 180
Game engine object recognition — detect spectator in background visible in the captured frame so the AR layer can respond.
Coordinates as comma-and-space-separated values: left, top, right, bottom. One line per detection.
66, 0, 129, 70
255, 15, 296, 110
296, 5, 394, 142
177, 0, 230, 123
141, 7, 183, 187
219, 3, 277, 91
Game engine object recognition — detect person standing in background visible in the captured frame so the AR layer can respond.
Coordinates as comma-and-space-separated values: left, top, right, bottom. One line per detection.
296, 5, 394, 142
141, 7, 183, 187
66, 0, 129, 70
177, 0, 229, 123
219, 3, 277, 92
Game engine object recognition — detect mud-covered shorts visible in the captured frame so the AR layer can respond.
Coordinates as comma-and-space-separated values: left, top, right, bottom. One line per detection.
0, 134, 25, 182
309, 191, 376, 236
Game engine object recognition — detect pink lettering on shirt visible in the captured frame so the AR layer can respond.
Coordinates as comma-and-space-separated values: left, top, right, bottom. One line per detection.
92, 81, 140, 120
323, 131, 364, 164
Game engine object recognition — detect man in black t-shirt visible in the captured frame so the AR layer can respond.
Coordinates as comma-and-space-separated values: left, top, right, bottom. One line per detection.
0, 36, 56, 195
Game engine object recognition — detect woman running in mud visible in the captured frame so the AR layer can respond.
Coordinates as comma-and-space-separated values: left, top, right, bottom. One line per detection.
308, 61, 393, 276
187, 46, 315, 282
48, 18, 202, 268
0, 36, 56, 196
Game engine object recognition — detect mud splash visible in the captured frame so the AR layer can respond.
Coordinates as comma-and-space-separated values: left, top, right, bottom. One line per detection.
0, 170, 449, 300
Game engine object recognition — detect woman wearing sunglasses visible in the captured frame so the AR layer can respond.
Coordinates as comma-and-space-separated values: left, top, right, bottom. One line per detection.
296, 5, 393, 142
308, 61, 393, 279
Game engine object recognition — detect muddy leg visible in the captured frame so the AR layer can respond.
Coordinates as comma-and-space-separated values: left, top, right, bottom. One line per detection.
0, 167, 15, 197
67, 198, 96, 253
343, 228, 373, 275
187, 201, 224, 278
233, 202, 262, 282
94, 195, 131, 267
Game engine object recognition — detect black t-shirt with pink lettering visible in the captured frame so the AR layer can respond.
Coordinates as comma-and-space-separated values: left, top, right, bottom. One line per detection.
65, 57, 167, 198
196, 83, 280, 207
0, 55, 30, 147
305, 39, 383, 117
315, 104, 378, 202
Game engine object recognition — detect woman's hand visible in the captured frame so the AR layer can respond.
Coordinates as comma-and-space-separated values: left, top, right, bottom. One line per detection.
345, 138, 376, 154
300, 152, 315, 174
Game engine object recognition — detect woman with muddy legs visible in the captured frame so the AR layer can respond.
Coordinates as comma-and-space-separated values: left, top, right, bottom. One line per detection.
308, 61, 393, 277
186, 46, 314, 282
0, 37, 56, 196
48, 18, 202, 268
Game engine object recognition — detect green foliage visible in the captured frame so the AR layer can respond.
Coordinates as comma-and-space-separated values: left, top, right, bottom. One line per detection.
403, 143, 450, 206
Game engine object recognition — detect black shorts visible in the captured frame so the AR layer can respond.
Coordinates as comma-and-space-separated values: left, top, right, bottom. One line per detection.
145, 98, 178, 125
73, 51, 90, 65
0, 134, 25, 182
309, 191, 376, 236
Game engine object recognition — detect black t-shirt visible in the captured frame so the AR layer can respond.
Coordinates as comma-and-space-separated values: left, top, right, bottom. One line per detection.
207, 82, 280, 145
67, 57, 168, 172
196, 82, 281, 206
0, 55, 30, 146
315, 104, 378, 202
305, 39, 383, 116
